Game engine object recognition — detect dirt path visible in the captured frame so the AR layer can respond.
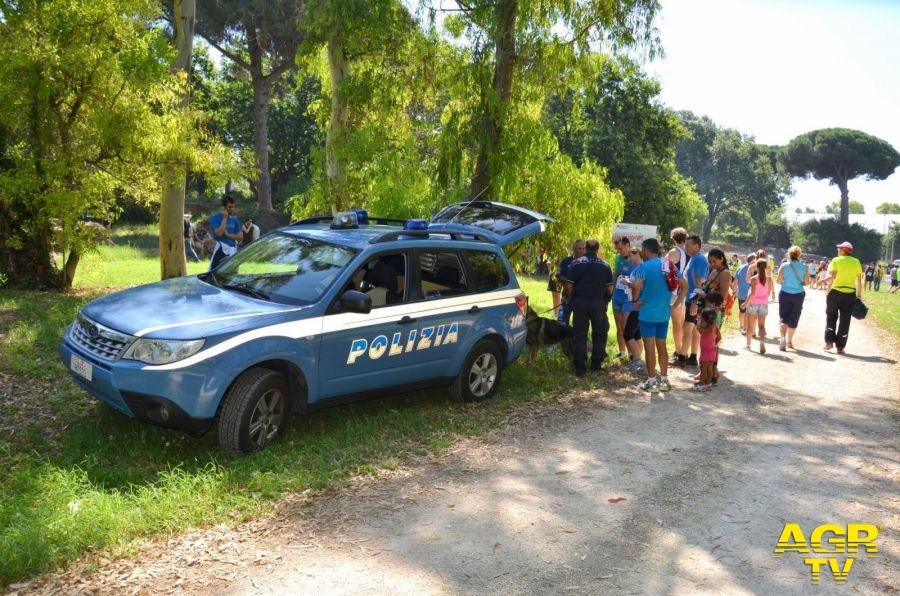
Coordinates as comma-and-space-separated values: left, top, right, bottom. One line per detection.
24, 290, 900, 595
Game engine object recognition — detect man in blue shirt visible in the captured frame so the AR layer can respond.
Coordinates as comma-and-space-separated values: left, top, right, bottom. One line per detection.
732, 254, 756, 336
209, 195, 243, 270
632, 237, 682, 392
677, 234, 708, 367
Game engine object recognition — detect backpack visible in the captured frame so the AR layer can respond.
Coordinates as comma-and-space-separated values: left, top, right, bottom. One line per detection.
662, 259, 680, 291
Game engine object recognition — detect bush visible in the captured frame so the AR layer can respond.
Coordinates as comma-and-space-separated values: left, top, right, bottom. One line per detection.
793, 219, 882, 262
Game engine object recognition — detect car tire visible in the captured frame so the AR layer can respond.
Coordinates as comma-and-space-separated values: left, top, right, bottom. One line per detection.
218, 367, 291, 455
450, 340, 503, 403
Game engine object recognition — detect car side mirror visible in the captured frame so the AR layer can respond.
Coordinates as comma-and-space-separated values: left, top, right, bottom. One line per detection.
339, 290, 371, 314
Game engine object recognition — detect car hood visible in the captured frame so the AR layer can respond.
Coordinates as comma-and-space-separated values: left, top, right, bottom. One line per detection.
81, 276, 309, 340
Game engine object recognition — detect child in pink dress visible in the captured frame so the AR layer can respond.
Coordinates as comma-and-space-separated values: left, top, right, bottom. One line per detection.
693, 308, 721, 392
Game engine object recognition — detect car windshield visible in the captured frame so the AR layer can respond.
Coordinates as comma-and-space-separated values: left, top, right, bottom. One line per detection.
209, 233, 358, 305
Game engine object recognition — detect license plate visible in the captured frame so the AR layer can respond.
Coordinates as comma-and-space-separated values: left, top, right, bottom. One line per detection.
71, 354, 93, 382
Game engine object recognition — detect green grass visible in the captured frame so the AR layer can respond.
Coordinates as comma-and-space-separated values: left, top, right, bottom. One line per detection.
3, 234, 639, 584
864, 290, 900, 341
73, 225, 207, 288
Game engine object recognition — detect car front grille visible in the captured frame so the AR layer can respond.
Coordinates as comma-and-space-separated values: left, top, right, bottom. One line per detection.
70, 313, 132, 360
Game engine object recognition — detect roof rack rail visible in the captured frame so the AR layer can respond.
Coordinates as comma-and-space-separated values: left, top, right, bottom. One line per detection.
369, 229, 496, 244
290, 215, 409, 226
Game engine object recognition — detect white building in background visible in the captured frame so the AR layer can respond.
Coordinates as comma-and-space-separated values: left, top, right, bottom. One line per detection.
787, 212, 900, 234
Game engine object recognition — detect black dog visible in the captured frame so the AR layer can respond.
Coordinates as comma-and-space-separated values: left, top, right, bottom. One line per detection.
525, 305, 576, 361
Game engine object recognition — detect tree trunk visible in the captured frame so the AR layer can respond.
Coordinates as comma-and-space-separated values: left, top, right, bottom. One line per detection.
250, 78, 273, 211
702, 202, 718, 242
247, 26, 274, 212
159, 0, 195, 280
326, 33, 349, 213
469, 0, 518, 200
836, 175, 850, 225
61, 248, 80, 289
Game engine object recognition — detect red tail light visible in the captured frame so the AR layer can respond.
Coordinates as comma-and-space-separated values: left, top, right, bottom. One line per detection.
516, 293, 527, 315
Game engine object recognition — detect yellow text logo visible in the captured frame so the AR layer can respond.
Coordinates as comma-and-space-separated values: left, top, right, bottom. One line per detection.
773, 523, 880, 584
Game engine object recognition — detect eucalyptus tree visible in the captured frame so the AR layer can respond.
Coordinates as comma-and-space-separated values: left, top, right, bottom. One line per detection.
433, 0, 660, 200
159, 0, 196, 280
194, 0, 306, 211
779, 128, 900, 225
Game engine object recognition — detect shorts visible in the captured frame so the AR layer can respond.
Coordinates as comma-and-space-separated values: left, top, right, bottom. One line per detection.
684, 300, 698, 324
738, 298, 749, 314
623, 311, 641, 342
778, 291, 805, 328
612, 300, 626, 313
639, 319, 669, 340
893, 278, 899, 287
746, 302, 768, 316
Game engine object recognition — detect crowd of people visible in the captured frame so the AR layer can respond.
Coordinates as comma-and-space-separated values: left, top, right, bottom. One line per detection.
548, 227, 877, 392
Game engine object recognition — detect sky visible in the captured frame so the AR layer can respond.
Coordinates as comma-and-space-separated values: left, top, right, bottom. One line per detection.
644, 0, 900, 215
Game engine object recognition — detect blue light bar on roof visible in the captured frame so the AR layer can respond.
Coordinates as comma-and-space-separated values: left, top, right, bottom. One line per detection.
404, 219, 428, 230
353, 209, 369, 225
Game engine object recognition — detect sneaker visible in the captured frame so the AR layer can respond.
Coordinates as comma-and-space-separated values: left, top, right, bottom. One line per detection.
629, 359, 645, 372
836, 348, 845, 355
690, 383, 706, 393
779, 338, 787, 351
639, 378, 658, 392
657, 377, 672, 392
685, 355, 699, 367
670, 354, 686, 367
823, 343, 833, 351
711, 376, 718, 385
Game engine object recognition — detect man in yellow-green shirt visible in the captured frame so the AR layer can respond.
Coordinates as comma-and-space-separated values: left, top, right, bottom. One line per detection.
824, 241, 863, 354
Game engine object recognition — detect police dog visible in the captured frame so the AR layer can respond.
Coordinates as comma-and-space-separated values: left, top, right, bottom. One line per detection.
525, 305, 576, 361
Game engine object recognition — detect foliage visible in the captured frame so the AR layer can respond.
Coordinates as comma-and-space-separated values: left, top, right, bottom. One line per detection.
675, 112, 791, 242
194, 0, 307, 210
826, 200, 865, 215
793, 219, 882, 263
778, 128, 900, 224
0, 0, 226, 289
547, 55, 704, 233
875, 202, 900, 214
293, 0, 433, 215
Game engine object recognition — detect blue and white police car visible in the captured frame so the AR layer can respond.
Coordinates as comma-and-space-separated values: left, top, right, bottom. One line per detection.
59, 201, 554, 454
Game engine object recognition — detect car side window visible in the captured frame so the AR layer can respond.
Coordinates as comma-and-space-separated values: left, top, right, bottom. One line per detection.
343, 253, 407, 308
418, 251, 468, 299
464, 250, 509, 292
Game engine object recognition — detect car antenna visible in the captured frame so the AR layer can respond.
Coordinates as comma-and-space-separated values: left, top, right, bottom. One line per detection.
448, 184, 490, 223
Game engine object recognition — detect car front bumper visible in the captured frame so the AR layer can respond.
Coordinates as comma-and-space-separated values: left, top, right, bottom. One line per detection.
59, 337, 216, 436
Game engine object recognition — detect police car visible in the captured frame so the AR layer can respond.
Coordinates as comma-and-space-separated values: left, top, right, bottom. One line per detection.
59, 201, 554, 454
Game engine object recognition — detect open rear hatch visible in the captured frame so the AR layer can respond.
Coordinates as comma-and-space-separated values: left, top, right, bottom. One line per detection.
428, 201, 555, 246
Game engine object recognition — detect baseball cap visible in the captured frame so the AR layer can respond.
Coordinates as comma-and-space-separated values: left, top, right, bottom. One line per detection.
836, 241, 854, 252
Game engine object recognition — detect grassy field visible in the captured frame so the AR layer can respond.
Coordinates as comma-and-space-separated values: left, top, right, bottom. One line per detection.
864, 290, 900, 341
1, 229, 645, 584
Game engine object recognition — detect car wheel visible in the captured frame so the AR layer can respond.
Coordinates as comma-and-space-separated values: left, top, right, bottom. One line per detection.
218, 367, 291, 455
450, 340, 503, 403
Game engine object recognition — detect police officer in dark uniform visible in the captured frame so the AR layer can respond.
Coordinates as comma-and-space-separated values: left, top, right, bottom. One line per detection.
565, 238, 614, 376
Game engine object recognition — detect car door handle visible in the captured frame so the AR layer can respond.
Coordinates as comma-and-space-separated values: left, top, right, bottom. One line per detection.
468, 305, 481, 314
398, 316, 417, 325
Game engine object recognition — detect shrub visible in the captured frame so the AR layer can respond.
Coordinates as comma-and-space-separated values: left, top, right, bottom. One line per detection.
793, 219, 882, 262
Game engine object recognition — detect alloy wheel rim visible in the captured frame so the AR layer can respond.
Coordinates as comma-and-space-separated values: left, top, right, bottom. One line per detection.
248, 389, 285, 447
468, 353, 498, 397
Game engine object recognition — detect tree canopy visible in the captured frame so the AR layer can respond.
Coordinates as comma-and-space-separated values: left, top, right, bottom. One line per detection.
826, 200, 865, 215
0, 0, 224, 288
778, 128, 900, 225
875, 202, 900, 214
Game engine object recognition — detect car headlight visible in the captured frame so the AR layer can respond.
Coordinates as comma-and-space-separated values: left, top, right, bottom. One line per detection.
123, 338, 205, 365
